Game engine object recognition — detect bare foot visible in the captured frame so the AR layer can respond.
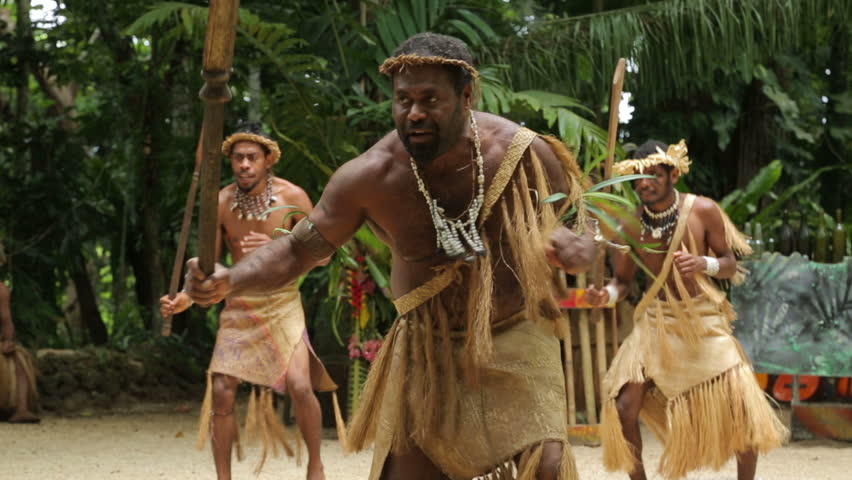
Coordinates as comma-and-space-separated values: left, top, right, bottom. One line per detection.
9, 410, 40, 424
306, 461, 325, 480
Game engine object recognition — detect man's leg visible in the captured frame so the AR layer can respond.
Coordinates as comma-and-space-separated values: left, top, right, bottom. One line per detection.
8, 355, 39, 423
736, 449, 757, 480
536, 440, 566, 480
286, 341, 325, 480
211, 373, 240, 480
615, 381, 652, 480
381, 446, 450, 480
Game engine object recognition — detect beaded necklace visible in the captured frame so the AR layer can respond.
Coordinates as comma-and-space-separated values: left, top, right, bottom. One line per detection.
231, 172, 276, 221
409, 113, 486, 261
640, 190, 679, 243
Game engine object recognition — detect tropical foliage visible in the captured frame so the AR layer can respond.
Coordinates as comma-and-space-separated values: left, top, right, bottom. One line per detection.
0, 0, 849, 365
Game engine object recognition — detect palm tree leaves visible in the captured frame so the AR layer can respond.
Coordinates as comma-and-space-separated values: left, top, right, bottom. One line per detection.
371, 0, 497, 59
487, 0, 848, 104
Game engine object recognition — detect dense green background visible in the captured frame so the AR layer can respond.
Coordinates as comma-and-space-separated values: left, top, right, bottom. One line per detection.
1, 0, 849, 359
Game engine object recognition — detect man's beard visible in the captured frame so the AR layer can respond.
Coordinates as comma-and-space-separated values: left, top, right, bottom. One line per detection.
403, 136, 442, 164
237, 177, 262, 193
400, 103, 466, 165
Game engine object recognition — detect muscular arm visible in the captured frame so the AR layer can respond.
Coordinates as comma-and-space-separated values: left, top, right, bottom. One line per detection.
287, 187, 331, 267
586, 217, 640, 305
607, 248, 638, 300
534, 137, 596, 275
698, 198, 738, 279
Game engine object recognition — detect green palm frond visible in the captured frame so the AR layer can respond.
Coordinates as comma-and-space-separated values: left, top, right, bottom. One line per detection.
484, 0, 849, 104
123, 2, 262, 38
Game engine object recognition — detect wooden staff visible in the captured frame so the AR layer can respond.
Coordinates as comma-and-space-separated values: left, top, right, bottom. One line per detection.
576, 273, 597, 424
197, 0, 240, 277
592, 58, 627, 399
161, 127, 205, 336
562, 313, 577, 425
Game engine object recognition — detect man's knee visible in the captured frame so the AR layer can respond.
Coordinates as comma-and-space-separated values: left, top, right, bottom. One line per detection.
212, 374, 238, 406
615, 387, 643, 422
536, 441, 564, 480
287, 373, 314, 402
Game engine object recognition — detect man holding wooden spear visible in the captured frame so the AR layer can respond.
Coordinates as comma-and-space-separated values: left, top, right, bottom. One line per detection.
161, 123, 339, 480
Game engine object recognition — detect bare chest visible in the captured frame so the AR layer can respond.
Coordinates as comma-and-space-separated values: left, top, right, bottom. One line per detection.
221, 193, 299, 257
368, 160, 499, 264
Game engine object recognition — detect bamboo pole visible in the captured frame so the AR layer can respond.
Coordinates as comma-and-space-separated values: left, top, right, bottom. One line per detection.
576, 273, 597, 424
197, 0, 240, 276
611, 307, 619, 358
591, 58, 628, 401
562, 313, 577, 425
161, 127, 205, 336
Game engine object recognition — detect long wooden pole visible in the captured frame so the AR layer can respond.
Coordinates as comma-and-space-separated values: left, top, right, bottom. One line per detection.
576, 273, 597, 424
562, 313, 577, 425
591, 58, 627, 410
197, 0, 240, 276
161, 128, 206, 336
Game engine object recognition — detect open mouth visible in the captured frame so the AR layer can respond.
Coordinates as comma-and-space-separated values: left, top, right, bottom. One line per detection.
408, 130, 435, 143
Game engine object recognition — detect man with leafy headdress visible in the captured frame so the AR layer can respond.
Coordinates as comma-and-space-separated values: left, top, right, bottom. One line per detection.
184, 33, 596, 480
159, 123, 339, 480
0, 239, 40, 423
586, 139, 787, 480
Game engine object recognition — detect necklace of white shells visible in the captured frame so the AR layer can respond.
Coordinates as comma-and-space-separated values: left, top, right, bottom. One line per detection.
231, 172, 276, 221
409, 113, 486, 261
640, 190, 679, 243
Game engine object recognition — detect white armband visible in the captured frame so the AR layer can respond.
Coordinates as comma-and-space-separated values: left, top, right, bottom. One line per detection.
604, 284, 620, 306
702, 256, 720, 277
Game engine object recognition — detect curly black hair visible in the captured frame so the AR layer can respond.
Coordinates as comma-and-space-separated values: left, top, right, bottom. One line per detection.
391, 33, 476, 94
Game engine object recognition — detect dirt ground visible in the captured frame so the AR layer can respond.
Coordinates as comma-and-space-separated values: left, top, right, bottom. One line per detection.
2, 403, 850, 480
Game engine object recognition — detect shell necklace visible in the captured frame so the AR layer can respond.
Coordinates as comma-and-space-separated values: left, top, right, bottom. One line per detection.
231, 172, 275, 221
640, 190, 679, 242
409, 113, 486, 261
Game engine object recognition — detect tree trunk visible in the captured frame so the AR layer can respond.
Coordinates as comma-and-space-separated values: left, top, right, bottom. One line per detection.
127, 229, 155, 330
15, 0, 30, 120
70, 254, 108, 345
733, 79, 774, 189
248, 65, 262, 122
821, 22, 850, 213
140, 133, 165, 333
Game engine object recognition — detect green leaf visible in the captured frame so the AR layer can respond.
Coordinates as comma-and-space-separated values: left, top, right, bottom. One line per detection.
719, 189, 742, 211
397, 1, 419, 38
410, 0, 427, 31
428, 0, 443, 27
583, 191, 635, 208
588, 174, 655, 192
543, 192, 568, 204
456, 9, 497, 40
375, 13, 399, 55
262, 205, 300, 215
753, 166, 839, 225
365, 256, 390, 289
726, 159, 783, 223
448, 19, 481, 46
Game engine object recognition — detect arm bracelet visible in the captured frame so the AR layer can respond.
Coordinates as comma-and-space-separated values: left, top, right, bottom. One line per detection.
604, 284, 619, 306
702, 256, 720, 276
291, 218, 336, 260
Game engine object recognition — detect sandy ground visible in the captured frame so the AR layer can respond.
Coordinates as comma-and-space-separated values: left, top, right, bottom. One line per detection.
2, 404, 850, 480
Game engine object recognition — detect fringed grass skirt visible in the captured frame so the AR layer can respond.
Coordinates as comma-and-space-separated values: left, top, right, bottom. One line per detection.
601, 295, 788, 479
348, 315, 579, 480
